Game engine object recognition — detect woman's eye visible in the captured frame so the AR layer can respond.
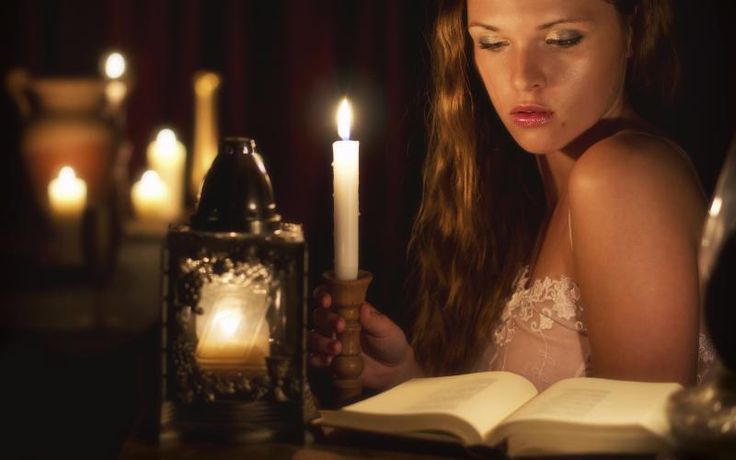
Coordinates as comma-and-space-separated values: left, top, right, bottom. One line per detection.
545, 34, 583, 48
479, 40, 508, 52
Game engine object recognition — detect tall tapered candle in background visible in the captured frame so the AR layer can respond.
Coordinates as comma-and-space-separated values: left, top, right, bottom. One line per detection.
147, 128, 185, 220
332, 98, 359, 280
191, 71, 221, 201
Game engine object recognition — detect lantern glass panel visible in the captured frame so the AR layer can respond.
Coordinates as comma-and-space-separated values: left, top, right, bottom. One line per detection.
194, 264, 273, 369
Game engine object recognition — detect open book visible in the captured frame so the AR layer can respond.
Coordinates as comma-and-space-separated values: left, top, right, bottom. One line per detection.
316, 371, 682, 457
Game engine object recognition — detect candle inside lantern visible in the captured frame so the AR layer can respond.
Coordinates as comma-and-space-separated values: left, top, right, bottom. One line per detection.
131, 170, 169, 221
48, 166, 87, 217
332, 98, 360, 280
147, 128, 185, 220
195, 282, 270, 369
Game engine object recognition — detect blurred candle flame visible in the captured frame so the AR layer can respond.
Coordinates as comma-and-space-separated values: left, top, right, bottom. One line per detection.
104, 52, 126, 79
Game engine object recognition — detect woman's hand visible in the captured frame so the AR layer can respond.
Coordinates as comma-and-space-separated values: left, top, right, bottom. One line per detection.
308, 288, 423, 390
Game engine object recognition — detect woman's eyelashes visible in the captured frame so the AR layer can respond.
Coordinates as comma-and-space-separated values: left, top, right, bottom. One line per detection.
476, 31, 584, 52
479, 39, 508, 51
545, 31, 584, 48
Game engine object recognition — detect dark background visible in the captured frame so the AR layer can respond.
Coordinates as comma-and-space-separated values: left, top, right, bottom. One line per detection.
0, 1, 734, 459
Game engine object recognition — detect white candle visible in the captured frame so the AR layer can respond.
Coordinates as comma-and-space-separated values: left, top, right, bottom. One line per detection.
332, 98, 359, 280
131, 170, 169, 221
48, 166, 87, 217
147, 128, 185, 220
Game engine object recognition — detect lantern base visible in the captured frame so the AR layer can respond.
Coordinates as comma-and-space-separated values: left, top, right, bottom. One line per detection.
158, 400, 306, 445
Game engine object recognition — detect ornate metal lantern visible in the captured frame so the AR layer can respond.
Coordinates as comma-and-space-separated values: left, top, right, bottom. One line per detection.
159, 137, 312, 443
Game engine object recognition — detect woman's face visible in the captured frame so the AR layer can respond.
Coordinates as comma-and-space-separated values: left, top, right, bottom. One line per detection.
467, 0, 630, 154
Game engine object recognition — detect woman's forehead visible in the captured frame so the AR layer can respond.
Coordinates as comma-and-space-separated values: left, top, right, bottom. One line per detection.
466, 0, 619, 29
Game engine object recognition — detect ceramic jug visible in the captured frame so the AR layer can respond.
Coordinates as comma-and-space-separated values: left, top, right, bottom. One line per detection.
7, 68, 126, 274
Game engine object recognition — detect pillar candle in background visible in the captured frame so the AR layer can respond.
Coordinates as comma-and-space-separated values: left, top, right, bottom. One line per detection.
131, 170, 169, 222
147, 128, 185, 221
47, 166, 87, 265
332, 98, 359, 280
48, 166, 87, 218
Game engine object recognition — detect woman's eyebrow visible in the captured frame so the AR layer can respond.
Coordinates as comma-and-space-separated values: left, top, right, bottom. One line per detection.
467, 18, 588, 32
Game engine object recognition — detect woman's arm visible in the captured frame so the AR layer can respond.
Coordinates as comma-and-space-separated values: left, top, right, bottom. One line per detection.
568, 131, 706, 386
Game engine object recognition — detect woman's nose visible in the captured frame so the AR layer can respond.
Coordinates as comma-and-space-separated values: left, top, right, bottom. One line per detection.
510, 47, 546, 92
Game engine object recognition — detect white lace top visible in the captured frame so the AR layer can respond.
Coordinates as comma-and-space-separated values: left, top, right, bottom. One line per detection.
478, 266, 716, 390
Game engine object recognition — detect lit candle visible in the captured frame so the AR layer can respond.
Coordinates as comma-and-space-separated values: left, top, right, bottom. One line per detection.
131, 170, 169, 221
102, 51, 128, 113
48, 166, 87, 217
147, 128, 185, 220
332, 98, 359, 280
195, 286, 270, 368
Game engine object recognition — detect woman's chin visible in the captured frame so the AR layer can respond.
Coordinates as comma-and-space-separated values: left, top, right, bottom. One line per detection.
507, 128, 573, 155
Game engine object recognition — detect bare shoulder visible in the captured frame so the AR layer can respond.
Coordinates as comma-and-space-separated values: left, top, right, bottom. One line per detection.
568, 130, 706, 241
570, 131, 700, 196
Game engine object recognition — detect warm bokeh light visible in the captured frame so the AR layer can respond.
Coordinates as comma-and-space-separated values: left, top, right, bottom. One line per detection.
48, 166, 87, 216
156, 128, 178, 156
104, 52, 126, 79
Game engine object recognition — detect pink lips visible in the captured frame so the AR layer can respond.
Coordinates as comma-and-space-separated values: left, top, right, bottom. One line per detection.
510, 105, 553, 128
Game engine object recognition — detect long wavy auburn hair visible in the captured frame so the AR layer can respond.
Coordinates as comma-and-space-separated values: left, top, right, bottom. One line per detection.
408, 0, 679, 376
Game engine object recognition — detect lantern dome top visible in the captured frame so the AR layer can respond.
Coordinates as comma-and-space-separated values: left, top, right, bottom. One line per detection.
190, 137, 280, 233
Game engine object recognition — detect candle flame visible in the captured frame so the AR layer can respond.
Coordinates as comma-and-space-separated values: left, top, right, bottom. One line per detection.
58, 166, 77, 182
212, 308, 243, 339
709, 197, 722, 217
337, 98, 352, 140
141, 170, 162, 186
104, 52, 126, 79
156, 128, 178, 155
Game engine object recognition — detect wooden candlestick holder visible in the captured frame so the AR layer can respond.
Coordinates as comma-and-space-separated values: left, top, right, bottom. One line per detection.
323, 270, 373, 405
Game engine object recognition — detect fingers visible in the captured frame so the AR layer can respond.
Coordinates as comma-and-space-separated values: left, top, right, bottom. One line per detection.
312, 285, 344, 336
312, 285, 332, 309
313, 307, 344, 336
307, 329, 342, 368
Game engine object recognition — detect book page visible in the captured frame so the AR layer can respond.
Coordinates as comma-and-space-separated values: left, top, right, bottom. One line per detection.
496, 377, 681, 432
336, 371, 538, 440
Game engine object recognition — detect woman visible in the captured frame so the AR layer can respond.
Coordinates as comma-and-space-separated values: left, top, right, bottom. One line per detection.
309, 0, 714, 391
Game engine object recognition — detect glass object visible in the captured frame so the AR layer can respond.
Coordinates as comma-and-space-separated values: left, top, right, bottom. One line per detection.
667, 134, 736, 458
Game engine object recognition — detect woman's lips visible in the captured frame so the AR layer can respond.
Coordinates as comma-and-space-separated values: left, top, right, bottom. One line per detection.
510, 105, 554, 128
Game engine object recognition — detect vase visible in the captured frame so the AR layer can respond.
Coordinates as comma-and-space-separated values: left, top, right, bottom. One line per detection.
7, 68, 127, 275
